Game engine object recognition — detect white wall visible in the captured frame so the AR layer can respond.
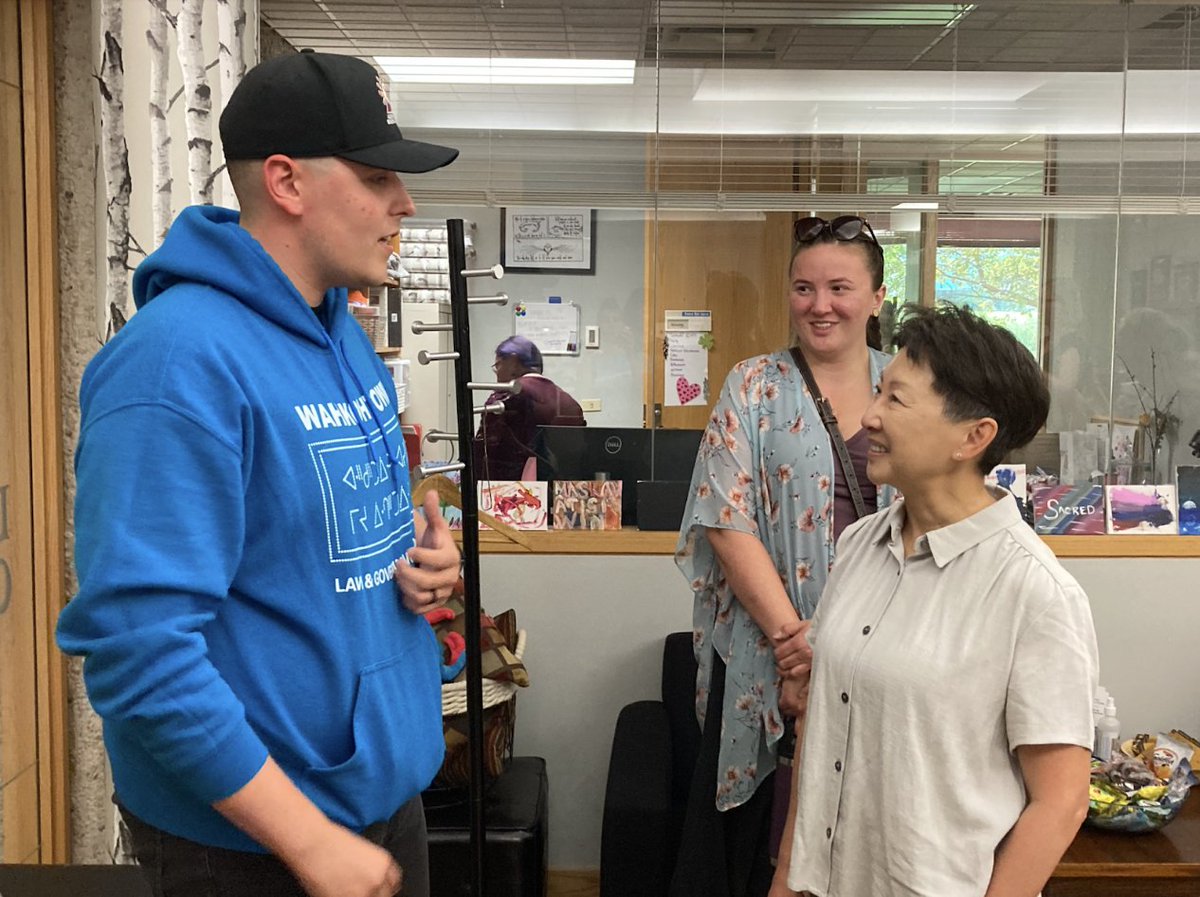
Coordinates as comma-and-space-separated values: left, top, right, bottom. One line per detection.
481, 554, 693, 869
1061, 558, 1200, 738
492, 553, 1200, 869
412, 204, 647, 428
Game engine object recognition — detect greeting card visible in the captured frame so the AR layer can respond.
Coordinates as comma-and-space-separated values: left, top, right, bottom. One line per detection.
1176, 465, 1200, 536
477, 480, 549, 531
551, 479, 623, 530
986, 463, 1027, 504
1104, 484, 1178, 534
1032, 483, 1105, 535
437, 470, 463, 530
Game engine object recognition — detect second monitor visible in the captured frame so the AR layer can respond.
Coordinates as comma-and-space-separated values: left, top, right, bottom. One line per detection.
534, 426, 704, 526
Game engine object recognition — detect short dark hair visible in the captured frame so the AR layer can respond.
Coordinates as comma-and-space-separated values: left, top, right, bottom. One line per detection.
892, 304, 1048, 473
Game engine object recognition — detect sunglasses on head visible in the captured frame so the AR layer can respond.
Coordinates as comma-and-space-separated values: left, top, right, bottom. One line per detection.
794, 215, 881, 250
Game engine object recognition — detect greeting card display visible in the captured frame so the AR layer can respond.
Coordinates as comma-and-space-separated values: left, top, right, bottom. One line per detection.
478, 481, 549, 531
986, 463, 1027, 505
1104, 484, 1178, 535
1032, 484, 1105, 535
551, 479, 622, 530
1176, 465, 1200, 535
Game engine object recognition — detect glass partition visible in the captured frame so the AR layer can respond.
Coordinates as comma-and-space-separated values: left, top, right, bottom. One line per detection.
268, 0, 1200, 536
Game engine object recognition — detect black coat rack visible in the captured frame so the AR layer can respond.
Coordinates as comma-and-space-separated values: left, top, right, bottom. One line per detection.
412, 218, 509, 897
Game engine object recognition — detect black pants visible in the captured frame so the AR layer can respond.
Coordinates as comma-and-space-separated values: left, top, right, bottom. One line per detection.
669, 653, 776, 897
119, 795, 429, 897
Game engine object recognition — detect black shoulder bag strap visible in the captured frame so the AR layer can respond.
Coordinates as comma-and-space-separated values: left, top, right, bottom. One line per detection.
776, 348, 874, 767
788, 346, 870, 520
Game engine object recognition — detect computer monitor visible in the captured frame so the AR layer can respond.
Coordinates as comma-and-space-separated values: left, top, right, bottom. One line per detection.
647, 428, 707, 482
534, 426, 704, 526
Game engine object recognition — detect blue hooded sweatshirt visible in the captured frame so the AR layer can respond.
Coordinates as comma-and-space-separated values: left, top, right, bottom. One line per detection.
56, 205, 443, 851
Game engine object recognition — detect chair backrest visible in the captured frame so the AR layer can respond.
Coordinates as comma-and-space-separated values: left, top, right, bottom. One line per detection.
660, 631, 701, 806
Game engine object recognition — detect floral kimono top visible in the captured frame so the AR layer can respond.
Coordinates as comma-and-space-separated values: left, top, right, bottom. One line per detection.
675, 347, 894, 811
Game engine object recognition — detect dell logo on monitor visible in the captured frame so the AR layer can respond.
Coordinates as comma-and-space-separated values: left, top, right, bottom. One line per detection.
604, 436, 623, 454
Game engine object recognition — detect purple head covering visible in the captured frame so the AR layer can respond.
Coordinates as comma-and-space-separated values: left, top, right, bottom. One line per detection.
495, 335, 543, 373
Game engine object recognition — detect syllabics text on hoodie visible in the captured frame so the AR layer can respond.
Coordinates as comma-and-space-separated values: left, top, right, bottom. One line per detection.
293, 379, 412, 579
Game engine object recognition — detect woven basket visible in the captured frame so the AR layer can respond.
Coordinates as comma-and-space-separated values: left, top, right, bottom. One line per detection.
434, 616, 527, 789
349, 304, 383, 348
440, 630, 527, 716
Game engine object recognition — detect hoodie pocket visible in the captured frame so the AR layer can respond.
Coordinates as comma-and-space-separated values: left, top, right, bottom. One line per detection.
299, 633, 443, 828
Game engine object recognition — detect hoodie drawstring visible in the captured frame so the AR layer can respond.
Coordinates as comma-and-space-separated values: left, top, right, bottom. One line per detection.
323, 331, 404, 486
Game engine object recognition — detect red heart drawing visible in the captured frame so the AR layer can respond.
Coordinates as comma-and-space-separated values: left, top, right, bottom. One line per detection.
676, 376, 701, 405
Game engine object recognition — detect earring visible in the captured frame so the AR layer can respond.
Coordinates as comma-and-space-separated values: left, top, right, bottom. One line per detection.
872, 308, 881, 318
953, 451, 963, 460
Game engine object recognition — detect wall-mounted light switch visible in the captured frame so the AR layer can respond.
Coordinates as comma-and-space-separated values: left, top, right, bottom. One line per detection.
584, 325, 601, 348
579, 398, 602, 412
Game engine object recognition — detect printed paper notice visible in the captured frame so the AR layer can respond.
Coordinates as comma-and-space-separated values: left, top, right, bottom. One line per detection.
665, 332, 709, 406
665, 309, 713, 332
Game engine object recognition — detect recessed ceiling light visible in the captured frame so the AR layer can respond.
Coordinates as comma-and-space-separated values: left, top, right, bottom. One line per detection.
375, 56, 636, 85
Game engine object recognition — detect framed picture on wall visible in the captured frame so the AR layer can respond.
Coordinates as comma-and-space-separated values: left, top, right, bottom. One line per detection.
501, 207, 596, 274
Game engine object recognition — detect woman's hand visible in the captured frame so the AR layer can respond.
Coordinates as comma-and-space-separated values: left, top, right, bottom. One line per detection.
770, 618, 812, 676
395, 491, 461, 615
778, 671, 810, 717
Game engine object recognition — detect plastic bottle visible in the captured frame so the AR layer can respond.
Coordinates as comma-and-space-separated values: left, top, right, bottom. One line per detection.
1095, 697, 1121, 761
1092, 685, 1109, 752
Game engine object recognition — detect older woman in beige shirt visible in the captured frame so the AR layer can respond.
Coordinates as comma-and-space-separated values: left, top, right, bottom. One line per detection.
772, 304, 1098, 897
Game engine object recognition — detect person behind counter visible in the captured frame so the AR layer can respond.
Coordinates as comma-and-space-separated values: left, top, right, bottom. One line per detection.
472, 334, 585, 481
772, 304, 1099, 897
672, 215, 896, 897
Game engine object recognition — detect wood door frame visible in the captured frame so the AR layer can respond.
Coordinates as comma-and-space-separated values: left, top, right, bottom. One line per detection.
19, 0, 69, 863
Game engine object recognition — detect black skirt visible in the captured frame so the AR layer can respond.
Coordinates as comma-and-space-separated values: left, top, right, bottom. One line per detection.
668, 652, 776, 897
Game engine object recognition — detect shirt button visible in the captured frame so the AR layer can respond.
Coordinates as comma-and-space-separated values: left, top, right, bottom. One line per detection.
841, 692, 849, 703
862, 625, 871, 635
826, 827, 832, 839
834, 760, 842, 772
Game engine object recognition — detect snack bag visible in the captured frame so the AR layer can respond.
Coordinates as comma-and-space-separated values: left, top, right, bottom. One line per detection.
1151, 732, 1193, 781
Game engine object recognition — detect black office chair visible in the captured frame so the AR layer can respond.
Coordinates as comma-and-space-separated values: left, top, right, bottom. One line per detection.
600, 631, 700, 897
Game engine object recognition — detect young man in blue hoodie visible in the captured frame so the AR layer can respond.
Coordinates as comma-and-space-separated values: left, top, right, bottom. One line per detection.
57, 51, 462, 897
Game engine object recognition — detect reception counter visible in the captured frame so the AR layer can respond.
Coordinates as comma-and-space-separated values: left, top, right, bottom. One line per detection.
461, 527, 1200, 557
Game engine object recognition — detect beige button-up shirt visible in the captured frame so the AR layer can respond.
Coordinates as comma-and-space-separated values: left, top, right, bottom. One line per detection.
788, 490, 1099, 897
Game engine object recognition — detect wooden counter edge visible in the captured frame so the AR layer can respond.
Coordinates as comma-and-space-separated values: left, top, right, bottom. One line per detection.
451, 530, 1200, 557
454, 528, 679, 554
1050, 861, 1200, 878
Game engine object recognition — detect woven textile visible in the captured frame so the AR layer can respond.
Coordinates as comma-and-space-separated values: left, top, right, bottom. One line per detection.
430, 593, 529, 788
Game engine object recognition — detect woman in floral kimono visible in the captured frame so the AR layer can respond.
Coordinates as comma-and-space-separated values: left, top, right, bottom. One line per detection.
671, 216, 896, 897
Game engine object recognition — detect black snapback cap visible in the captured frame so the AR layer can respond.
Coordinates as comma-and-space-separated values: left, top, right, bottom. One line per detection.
219, 50, 459, 173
